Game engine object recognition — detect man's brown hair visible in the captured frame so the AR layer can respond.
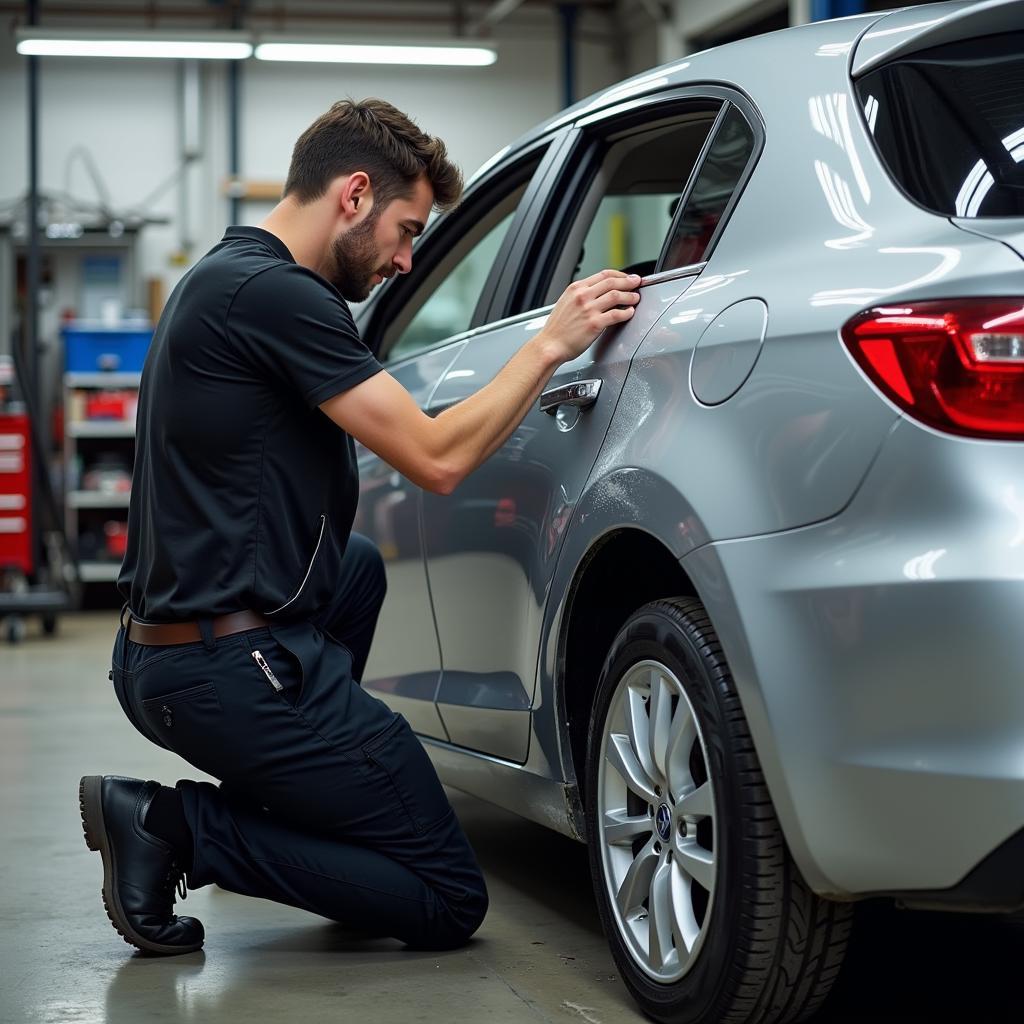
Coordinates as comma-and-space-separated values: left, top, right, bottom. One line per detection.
284, 98, 463, 213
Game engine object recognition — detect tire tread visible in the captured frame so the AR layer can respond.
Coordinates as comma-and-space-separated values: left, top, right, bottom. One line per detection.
587, 596, 852, 1024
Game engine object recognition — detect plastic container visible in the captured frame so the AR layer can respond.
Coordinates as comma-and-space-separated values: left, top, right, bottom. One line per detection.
63, 322, 152, 373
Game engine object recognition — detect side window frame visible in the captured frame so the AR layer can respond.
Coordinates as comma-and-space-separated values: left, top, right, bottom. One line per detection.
480, 124, 587, 325
654, 93, 764, 274
490, 85, 765, 322
358, 132, 563, 366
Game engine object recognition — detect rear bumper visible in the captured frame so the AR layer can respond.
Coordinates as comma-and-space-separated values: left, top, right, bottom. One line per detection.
682, 418, 1024, 903
877, 825, 1024, 914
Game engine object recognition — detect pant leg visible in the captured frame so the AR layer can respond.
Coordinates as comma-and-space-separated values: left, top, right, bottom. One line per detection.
179, 748, 486, 950
311, 532, 386, 683
119, 621, 488, 950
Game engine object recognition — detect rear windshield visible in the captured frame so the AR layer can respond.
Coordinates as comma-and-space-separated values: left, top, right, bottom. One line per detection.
856, 32, 1024, 218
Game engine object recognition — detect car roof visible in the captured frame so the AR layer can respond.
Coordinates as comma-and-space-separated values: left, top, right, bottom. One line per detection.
851, 0, 1020, 74
468, 1, 990, 184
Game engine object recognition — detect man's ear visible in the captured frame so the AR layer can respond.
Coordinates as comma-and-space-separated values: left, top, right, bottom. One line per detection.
338, 171, 372, 220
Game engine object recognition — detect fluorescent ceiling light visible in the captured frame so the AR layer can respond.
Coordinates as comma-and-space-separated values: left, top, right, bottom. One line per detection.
254, 42, 496, 66
18, 40, 252, 59
13, 28, 493, 66
15, 28, 252, 60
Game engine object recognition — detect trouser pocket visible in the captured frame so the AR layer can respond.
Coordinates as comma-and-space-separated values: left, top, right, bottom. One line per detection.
130, 640, 240, 778
142, 681, 220, 731
139, 681, 224, 770
131, 637, 320, 787
360, 717, 454, 834
251, 625, 309, 706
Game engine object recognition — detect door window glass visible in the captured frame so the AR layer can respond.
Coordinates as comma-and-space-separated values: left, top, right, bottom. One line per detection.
662, 105, 755, 269
382, 180, 530, 363
543, 111, 719, 304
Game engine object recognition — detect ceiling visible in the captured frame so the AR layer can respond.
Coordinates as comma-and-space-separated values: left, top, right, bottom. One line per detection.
1, 0, 626, 36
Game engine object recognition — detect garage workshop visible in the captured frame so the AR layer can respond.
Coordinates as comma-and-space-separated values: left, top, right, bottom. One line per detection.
3, 1, 1024, 1021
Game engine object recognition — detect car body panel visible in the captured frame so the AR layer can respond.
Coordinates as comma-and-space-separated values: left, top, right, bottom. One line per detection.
353, 4, 1024, 902
355, 340, 469, 739
683, 414, 1024, 894
422, 273, 702, 762
849, 0, 1016, 77
952, 217, 1024, 262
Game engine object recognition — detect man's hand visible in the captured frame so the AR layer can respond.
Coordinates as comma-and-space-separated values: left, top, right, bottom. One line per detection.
539, 270, 642, 363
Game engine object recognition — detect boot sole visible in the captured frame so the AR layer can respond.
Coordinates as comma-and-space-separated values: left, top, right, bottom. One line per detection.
79, 776, 203, 956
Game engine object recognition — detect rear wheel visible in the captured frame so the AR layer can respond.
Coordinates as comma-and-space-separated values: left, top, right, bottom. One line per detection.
585, 598, 851, 1024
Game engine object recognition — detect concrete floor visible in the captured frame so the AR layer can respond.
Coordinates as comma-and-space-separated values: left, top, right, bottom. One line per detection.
3, 612, 1024, 1024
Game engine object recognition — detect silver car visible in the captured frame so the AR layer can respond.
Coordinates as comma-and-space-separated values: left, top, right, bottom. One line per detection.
352, 2, 1024, 1020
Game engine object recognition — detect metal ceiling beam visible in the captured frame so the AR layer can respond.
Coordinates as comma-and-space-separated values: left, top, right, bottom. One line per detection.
468, 0, 526, 34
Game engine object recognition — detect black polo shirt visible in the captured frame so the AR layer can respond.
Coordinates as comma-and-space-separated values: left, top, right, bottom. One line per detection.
118, 226, 382, 622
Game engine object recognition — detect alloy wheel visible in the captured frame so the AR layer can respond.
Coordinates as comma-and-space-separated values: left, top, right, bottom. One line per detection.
596, 658, 717, 983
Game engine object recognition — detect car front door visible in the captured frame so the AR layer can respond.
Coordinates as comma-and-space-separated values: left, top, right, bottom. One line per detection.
421, 92, 734, 763
353, 138, 556, 738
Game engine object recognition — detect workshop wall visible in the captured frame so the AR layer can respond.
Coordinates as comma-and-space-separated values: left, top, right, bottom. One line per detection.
0, 29, 627, 306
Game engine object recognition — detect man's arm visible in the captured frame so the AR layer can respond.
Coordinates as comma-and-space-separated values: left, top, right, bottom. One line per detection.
319, 269, 641, 495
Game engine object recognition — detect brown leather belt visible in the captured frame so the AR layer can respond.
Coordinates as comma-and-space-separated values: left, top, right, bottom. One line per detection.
127, 609, 269, 646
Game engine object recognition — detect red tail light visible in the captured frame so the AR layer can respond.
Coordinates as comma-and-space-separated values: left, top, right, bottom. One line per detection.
842, 299, 1024, 440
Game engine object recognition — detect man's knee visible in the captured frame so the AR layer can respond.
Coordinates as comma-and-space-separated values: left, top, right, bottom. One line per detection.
438, 848, 490, 948
450, 877, 489, 945
411, 878, 489, 951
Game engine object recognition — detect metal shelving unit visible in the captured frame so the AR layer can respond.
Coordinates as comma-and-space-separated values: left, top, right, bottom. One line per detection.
67, 422, 136, 438
68, 491, 130, 508
63, 370, 139, 587
77, 561, 121, 583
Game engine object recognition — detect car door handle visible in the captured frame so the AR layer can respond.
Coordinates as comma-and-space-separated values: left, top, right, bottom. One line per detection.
540, 379, 602, 415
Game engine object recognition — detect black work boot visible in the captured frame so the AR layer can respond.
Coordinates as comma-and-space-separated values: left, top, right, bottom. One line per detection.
79, 775, 204, 955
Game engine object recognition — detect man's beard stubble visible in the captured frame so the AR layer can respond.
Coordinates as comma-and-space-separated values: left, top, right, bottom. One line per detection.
328, 214, 382, 303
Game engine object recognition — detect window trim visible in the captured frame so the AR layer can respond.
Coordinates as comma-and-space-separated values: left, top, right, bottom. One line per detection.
497, 124, 588, 319
492, 84, 765, 322
652, 102, 728, 273
514, 98, 726, 315
544, 113, 719, 303
476, 126, 580, 325
466, 260, 710, 341
359, 132, 556, 365
654, 96, 763, 273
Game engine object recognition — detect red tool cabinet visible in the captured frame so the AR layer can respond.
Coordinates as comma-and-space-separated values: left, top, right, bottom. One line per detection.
0, 413, 33, 577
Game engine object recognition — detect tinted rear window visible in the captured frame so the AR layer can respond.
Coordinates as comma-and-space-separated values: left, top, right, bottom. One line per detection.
856, 32, 1024, 217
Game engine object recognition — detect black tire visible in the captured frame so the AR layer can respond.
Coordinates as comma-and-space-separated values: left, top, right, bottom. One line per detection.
584, 597, 851, 1024
42, 613, 58, 636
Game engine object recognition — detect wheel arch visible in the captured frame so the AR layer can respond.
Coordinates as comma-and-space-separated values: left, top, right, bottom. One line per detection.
557, 526, 697, 811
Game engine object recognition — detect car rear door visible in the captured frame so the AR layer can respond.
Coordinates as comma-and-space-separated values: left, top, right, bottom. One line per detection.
420, 91, 739, 762
352, 140, 554, 738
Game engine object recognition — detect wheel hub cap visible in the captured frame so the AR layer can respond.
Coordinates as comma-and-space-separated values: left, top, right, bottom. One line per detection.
655, 804, 672, 842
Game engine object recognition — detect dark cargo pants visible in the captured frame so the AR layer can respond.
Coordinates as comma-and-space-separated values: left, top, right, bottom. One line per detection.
109, 533, 488, 949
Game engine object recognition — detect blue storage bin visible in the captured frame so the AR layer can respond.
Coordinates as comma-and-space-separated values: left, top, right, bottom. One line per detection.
63, 323, 153, 373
